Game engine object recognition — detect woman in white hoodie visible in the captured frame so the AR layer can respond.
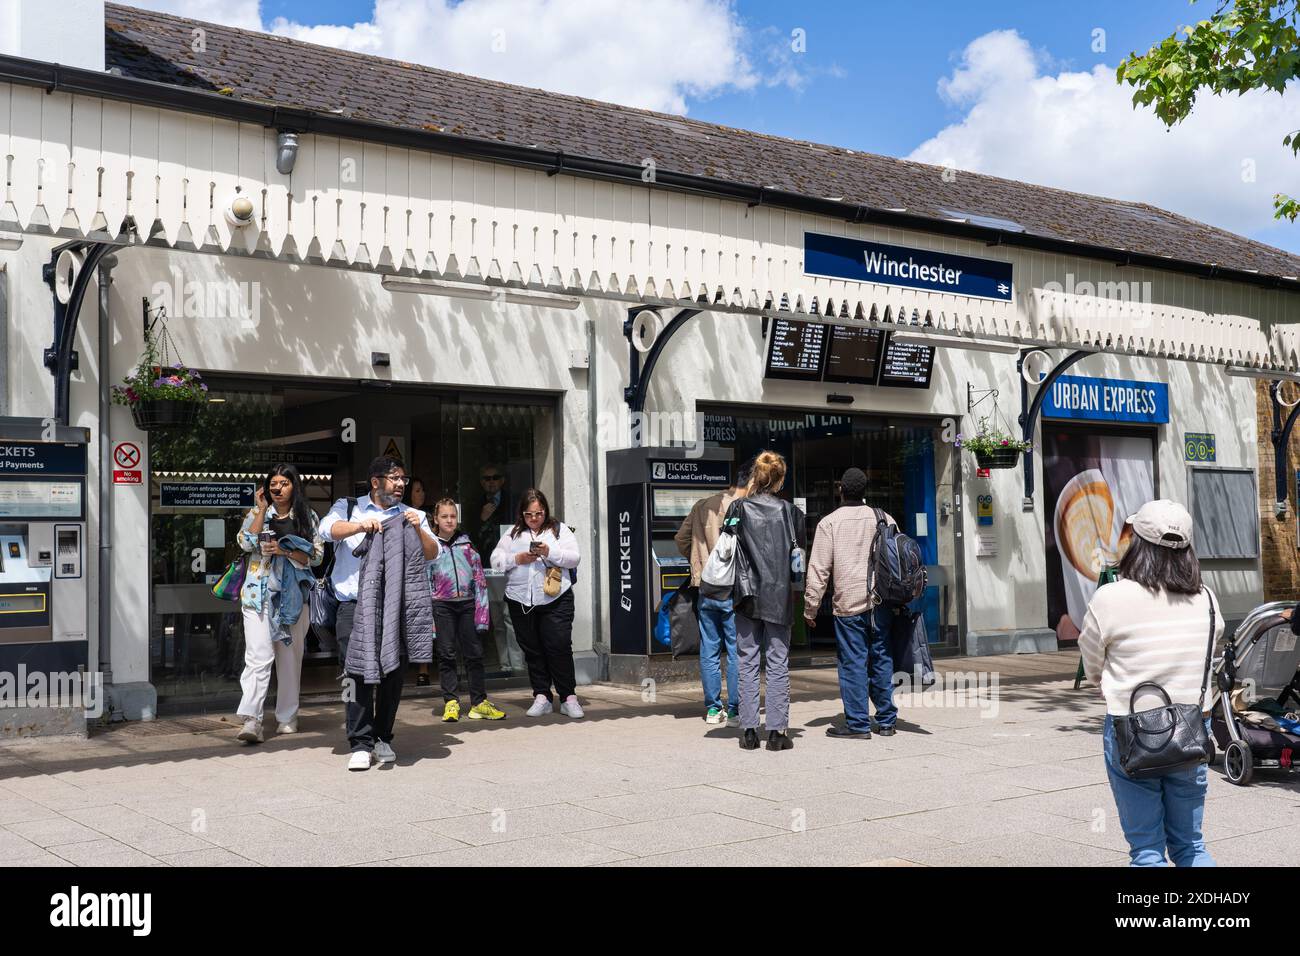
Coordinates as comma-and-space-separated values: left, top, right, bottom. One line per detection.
490, 489, 583, 717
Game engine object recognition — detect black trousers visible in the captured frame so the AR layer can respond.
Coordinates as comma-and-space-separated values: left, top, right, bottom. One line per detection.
337, 599, 404, 752
433, 599, 486, 706
507, 589, 576, 702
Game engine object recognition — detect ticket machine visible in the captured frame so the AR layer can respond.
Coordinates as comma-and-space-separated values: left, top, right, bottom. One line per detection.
605, 445, 732, 663
0, 419, 91, 732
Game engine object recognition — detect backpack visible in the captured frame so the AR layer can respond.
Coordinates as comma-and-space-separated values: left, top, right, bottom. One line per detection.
868, 508, 927, 608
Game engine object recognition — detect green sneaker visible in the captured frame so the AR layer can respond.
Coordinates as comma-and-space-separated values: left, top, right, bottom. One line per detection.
468, 700, 506, 720
441, 700, 460, 722
705, 706, 725, 725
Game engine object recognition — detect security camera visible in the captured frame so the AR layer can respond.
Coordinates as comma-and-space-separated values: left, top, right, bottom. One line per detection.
224, 193, 256, 228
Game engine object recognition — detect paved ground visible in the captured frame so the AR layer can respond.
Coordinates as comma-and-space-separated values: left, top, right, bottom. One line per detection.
0, 651, 1296, 867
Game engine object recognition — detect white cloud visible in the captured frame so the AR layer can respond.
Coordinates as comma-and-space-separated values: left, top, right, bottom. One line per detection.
124, 0, 263, 30
910, 29, 1300, 252
127, 0, 762, 114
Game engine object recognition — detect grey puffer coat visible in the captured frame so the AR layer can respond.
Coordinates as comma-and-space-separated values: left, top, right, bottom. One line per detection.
345, 513, 434, 683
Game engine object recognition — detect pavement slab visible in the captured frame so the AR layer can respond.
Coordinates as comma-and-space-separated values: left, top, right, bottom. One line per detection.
0, 651, 1293, 866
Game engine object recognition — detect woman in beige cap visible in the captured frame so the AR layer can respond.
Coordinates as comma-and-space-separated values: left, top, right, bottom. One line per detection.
1079, 499, 1222, 867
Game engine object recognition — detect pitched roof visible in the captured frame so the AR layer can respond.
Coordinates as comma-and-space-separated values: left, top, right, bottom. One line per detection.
102, 2, 1300, 283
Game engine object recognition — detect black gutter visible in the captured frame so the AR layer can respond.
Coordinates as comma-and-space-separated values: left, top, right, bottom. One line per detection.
3, 53, 1299, 297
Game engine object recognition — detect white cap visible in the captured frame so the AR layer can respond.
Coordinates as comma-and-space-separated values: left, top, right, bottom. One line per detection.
1125, 499, 1193, 549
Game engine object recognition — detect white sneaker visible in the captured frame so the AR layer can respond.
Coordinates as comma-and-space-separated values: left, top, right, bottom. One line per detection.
374, 741, 396, 764
525, 695, 553, 717
347, 750, 373, 772
276, 719, 298, 735
236, 718, 263, 743
560, 696, 585, 719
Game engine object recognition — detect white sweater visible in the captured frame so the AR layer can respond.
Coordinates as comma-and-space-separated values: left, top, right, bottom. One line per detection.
1078, 579, 1224, 716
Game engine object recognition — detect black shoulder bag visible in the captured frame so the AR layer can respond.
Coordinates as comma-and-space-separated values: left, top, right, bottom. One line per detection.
309, 497, 357, 640
1112, 591, 1217, 779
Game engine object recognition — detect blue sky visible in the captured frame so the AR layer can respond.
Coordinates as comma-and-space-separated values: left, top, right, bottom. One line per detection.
151, 0, 1300, 254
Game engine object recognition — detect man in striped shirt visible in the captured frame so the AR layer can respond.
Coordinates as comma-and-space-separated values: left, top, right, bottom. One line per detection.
804, 467, 899, 740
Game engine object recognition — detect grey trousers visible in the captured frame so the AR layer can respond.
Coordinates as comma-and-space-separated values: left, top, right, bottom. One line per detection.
735, 612, 791, 732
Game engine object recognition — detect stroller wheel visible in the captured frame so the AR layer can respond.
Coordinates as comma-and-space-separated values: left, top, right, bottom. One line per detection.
1205, 734, 1217, 766
1224, 740, 1254, 786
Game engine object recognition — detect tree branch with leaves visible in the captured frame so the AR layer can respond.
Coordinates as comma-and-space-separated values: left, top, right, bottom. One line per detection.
1117, 0, 1300, 220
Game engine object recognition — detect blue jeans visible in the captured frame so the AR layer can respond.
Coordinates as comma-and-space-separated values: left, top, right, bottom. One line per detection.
1102, 714, 1215, 867
833, 607, 896, 733
698, 595, 738, 714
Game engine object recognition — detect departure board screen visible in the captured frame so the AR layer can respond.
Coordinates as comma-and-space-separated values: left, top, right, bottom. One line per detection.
823, 325, 886, 385
764, 318, 828, 380
877, 333, 935, 388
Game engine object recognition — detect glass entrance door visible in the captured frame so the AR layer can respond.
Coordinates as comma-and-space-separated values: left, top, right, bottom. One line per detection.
148, 376, 556, 713
700, 408, 961, 657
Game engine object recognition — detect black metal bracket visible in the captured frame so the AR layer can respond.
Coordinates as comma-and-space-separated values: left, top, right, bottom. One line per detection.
45, 241, 115, 424
1269, 380, 1300, 515
966, 384, 998, 414
622, 307, 701, 414
1017, 348, 1090, 503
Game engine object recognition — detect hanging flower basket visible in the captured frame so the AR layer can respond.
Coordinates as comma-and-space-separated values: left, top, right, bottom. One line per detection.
111, 305, 208, 431
130, 398, 202, 430
955, 416, 1031, 471
974, 447, 1023, 470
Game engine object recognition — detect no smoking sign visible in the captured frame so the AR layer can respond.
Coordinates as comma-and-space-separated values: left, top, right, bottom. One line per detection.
113, 441, 142, 484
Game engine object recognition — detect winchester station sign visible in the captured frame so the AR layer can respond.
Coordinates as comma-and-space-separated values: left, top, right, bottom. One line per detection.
804, 232, 1014, 303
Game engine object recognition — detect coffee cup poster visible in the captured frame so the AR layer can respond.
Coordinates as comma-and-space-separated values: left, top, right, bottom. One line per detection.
1042, 430, 1155, 643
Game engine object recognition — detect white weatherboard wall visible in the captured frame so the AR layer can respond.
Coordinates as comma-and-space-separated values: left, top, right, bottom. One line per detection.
0, 224, 1272, 704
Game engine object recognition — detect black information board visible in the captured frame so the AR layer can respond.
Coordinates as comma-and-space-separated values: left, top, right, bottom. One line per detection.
764, 318, 828, 380
823, 325, 886, 385
877, 334, 935, 389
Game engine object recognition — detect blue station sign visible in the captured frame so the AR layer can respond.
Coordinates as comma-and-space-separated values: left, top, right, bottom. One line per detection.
804, 232, 1014, 302
1041, 375, 1169, 424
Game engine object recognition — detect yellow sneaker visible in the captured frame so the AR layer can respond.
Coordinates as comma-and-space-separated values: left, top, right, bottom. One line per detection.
468, 700, 506, 721
441, 700, 460, 722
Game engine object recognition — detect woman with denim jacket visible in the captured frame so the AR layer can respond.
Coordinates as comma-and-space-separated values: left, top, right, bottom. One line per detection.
234, 464, 323, 743
428, 498, 504, 722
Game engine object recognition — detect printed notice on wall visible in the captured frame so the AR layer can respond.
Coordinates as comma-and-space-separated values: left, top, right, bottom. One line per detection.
0, 477, 83, 519
160, 483, 256, 509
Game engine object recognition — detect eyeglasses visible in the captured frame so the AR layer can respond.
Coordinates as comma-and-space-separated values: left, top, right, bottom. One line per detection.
268, 482, 292, 490
521, 510, 544, 518
383, 474, 409, 485
480, 474, 503, 481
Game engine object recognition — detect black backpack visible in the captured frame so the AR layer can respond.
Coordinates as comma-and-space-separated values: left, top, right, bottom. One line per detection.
868, 508, 927, 608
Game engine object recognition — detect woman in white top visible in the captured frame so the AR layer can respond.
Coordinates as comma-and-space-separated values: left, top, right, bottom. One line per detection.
1079, 499, 1222, 868
490, 489, 583, 718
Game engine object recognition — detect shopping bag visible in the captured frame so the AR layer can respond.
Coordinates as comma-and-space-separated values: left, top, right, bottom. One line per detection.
890, 608, 936, 690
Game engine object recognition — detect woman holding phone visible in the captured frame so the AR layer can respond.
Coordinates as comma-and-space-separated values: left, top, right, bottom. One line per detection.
490, 490, 583, 718
234, 464, 323, 743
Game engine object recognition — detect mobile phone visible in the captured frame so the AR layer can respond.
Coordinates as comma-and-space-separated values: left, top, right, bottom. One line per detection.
529, 541, 542, 554
259, 530, 276, 545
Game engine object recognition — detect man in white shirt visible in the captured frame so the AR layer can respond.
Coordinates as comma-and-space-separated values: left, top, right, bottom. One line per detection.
319, 455, 439, 771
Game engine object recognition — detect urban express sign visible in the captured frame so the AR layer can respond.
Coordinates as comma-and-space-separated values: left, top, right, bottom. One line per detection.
804, 232, 1014, 302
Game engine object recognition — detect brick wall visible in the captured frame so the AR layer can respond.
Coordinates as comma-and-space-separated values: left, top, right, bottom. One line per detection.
1257, 378, 1300, 600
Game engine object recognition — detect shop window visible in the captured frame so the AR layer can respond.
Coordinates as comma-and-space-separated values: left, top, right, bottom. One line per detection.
148, 379, 555, 711
1189, 466, 1259, 560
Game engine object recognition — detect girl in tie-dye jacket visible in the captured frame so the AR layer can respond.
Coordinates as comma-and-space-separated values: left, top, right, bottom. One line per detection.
427, 499, 502, 719
428, 529, 491, 629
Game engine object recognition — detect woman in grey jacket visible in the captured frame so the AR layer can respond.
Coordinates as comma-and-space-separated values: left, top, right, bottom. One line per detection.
723, 451, 806, 751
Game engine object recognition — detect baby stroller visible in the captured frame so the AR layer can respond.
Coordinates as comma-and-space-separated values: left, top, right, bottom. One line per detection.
1210, 600, 1300, 786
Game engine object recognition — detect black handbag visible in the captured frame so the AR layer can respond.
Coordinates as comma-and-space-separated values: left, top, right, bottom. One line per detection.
668, 585, 701, 659
1111, 592, 1217, 779
308, 497, 356, 641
